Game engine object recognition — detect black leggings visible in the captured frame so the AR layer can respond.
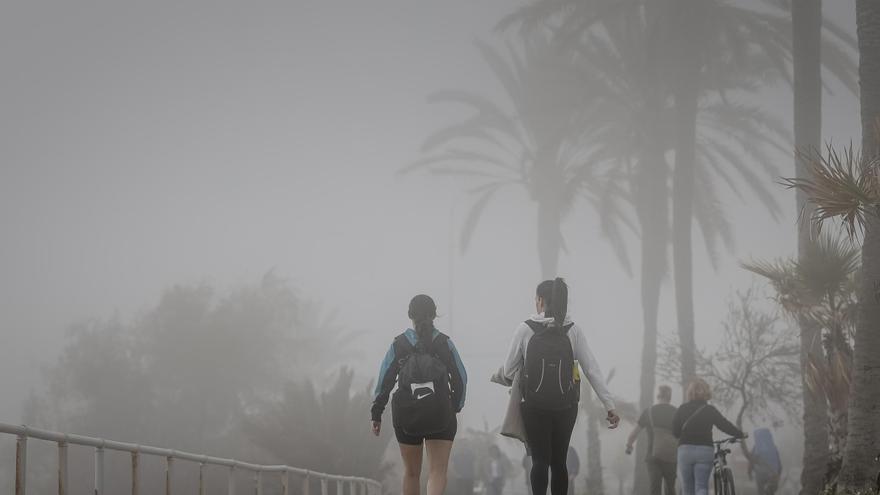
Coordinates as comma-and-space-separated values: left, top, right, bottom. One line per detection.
522, 403, 578, 495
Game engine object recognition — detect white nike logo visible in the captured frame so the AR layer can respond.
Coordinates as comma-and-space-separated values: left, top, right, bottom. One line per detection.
416, 392, 433, 400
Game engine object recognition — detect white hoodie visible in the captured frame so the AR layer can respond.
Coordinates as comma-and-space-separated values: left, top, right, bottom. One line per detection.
502, 313, 616, 412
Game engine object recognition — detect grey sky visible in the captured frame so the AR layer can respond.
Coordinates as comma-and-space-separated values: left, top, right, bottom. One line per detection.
0, 0, 861, 432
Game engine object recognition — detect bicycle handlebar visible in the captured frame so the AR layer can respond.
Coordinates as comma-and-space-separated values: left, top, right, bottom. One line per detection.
714, 434, 748, 445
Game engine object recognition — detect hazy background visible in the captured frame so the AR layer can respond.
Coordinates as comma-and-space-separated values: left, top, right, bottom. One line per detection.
0, 0, 860, 462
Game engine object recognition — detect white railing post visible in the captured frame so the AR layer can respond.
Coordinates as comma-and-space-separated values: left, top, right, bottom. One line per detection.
337, 480, 343, 495
94, 444, 105, 495
302, 471, 310, 495
131, 450, 140, 495
15, 433, 27, 495
321, 478, 328, 495
281, 470, 289, 495
57, 441, 68, 495
165, 455, 174, 495
254, 470, 262, 495
228, 464, 236, 495
198, 462, 206, 495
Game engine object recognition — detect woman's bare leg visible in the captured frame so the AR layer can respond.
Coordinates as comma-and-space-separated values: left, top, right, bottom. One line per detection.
399, 443, 424, 495
425, 439, 453, 495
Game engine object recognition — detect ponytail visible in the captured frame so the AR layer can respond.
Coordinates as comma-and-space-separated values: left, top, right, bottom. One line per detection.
550, 277, 568, 327
536, 277, 568, 327
408, 294, 438, 350
414, 319, 435, 349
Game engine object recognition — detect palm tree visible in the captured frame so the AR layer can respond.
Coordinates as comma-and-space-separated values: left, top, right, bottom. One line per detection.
405, 33, 634, 279
792, 1, 832, 493
499, 2, 799, 489
785, 142, 880, 491
642, 7, 856, 493
661, 0, 857, 396
743, 233, 860, 482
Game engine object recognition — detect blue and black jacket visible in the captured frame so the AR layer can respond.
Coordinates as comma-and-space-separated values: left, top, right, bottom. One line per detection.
371, 328, 467, 422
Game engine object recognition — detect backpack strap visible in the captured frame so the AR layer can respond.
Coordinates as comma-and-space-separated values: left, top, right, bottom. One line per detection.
394, 331, 446, 359
392, 334, 413, 364
524, 320, 574, 334
681, 405, 708, 434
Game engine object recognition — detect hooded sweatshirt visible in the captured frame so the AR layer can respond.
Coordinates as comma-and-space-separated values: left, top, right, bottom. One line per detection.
751, 428, 782, 477
502, 313, 615, 412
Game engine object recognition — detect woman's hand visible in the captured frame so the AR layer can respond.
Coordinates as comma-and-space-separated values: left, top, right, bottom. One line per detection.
606, 410, 620, 429
371, 421, 381, 436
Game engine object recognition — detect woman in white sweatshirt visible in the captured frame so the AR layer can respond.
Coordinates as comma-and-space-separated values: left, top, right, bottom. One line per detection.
503, 278, 619, 495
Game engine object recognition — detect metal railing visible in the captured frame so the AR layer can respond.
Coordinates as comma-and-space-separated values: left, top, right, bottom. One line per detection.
0, 422, 383, 495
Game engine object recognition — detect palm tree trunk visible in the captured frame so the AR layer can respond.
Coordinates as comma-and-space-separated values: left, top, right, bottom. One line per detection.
633, 111, 668, 494
792, 2, 831, 493
537, 199, 563, 279
838, 2, 880, 489
672, 62, 700, 395
633, 6, 669, 491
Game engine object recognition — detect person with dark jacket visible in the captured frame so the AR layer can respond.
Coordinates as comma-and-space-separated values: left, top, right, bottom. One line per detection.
371, 295, 468, 495
672, 379, 745, 495
626, 385, 678, 495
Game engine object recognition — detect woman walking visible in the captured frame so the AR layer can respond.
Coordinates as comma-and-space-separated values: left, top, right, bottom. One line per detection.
503, 278, 619, 495
673, 379, 745, 495
371, 294, 467, 495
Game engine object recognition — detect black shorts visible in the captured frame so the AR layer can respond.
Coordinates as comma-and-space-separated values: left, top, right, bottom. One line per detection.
394, 416, 457, 445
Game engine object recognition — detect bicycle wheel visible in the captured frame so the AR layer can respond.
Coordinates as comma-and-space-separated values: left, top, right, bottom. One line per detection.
723, 467, 736, 495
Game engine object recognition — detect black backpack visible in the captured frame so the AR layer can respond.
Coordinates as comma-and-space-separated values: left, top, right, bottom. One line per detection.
522, 320, 578, 410
391, 333, 454, 436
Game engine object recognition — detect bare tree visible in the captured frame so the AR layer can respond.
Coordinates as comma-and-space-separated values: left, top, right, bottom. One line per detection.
660, 288, 800, 473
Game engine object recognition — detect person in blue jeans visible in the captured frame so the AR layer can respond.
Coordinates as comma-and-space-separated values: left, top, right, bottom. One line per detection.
672, 379, 745, 495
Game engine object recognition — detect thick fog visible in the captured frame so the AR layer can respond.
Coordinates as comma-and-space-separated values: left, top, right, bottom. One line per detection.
0, 0, 866, 494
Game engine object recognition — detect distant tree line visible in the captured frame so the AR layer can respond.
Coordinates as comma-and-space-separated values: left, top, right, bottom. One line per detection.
15, 272, 391, 494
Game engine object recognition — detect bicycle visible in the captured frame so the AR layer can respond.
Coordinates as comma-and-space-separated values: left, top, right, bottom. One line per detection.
713, 436, 746, 495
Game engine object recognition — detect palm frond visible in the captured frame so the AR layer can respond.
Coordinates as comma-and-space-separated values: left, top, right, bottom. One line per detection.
693, 165, 735, 271
495, 0, 569, 34
459, 185, 504, 253
700, 135, 782, 220
475, 40, 526, 110
783, 143, 880, 239
795, 232, 861, 297
819, 38, 859, 95
401, 150, 519, 176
